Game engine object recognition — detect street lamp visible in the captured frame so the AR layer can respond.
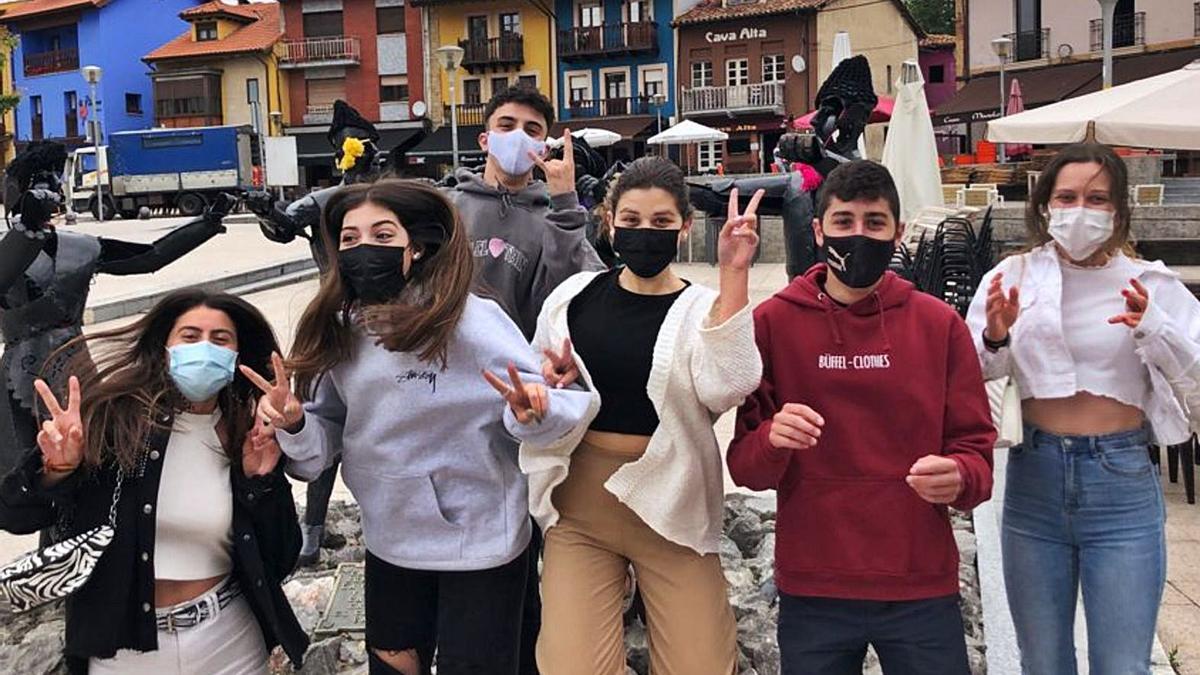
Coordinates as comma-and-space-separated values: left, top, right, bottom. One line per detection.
1098, 0, 1117, 89
434, 45, 465, 172
82, 65, 104, 221
990, 37, 1012, 165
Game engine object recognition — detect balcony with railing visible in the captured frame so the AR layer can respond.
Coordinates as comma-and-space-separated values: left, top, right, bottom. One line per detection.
680, 82, 785, 116
303, 104, 335, 125
442, 102, 487, 127
24, 48, 79, 77
558, 22, 658, 59
459, 34, 523, 72
279, 36, 361, 68
564, 96, 657, 119
1004, 28, 1049, 62
1090, 12, 1145, 52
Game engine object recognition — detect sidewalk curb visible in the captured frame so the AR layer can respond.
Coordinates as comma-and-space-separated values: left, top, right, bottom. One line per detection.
83, 258, 318, 325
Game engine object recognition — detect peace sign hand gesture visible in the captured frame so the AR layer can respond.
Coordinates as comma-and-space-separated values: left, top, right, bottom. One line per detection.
718, 188, 764, 272
241, 421, 283, 478
533, 128, 576, 197
239, 352, 304, 433
484, 362, 549, 426
33, 376, 85, 478
541, 338, 578, 389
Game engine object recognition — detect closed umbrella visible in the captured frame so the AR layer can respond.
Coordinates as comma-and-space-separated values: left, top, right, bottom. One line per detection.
1004, 79, 1032, 158
987, 60, 1200, 150
882, 61, 942, 224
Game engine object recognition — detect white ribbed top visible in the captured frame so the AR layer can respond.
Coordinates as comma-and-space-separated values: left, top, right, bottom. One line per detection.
155, 410, 233, 580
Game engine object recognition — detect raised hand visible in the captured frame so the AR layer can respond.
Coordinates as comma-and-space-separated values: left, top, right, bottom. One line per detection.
1108, 278, 1149, 329
541, 338, 578, 389
33, 376, 85, 476
906, 455, 963, 504
239, 352, 304, 432
242, 421, 283, 478
769, 403, 824, 451
484, 362, 548, 425
533, 128, 576, 197
717, 187, 764, 272
984, 272, 1020, 342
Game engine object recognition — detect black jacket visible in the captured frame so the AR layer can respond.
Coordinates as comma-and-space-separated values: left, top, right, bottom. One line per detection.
0, 407, 309, 673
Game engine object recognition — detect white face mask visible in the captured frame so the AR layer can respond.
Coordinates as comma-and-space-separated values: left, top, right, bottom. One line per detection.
1048, 207, 1115, 262
486, 129, 545, 177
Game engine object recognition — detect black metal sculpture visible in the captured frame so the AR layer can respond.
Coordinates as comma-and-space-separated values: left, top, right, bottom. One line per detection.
0, 142, 232, 473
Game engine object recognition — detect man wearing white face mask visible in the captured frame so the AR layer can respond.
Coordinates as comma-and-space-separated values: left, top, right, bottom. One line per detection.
966, 143, 1200, 675
446, 85, 604, 341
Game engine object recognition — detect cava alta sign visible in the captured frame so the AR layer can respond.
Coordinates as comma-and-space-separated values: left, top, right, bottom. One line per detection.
705, 27, 768, 43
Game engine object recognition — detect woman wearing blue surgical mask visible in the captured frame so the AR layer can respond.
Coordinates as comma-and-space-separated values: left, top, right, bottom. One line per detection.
524, 157, 764, 674
966, 143, 1200, 674
0, 289, 308, 674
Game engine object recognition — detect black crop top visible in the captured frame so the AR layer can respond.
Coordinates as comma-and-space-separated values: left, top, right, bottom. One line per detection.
568, 269, 687, 435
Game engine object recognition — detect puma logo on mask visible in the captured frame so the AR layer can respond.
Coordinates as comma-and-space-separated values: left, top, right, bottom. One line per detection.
827, 246, 851, 272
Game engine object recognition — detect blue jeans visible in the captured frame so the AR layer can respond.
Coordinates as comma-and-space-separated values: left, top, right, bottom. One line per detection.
1003, 425, 1165, 675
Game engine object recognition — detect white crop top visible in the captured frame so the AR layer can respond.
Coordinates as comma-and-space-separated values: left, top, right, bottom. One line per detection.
154, 410, 233, 580
1059, 257, 1151, 409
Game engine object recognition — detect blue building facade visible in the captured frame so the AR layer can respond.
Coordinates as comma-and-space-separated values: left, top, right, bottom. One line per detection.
6, 0, 198, 146
553, 0, 675, 160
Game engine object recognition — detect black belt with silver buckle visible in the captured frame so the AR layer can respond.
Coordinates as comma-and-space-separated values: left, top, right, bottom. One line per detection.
155, 578, 241, 633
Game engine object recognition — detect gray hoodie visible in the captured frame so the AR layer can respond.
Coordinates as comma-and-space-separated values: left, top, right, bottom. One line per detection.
277, 294, 591, 572
447, 168, 604, 339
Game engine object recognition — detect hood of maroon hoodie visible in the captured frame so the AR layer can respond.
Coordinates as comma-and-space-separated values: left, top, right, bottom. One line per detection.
755, 263, 979, 600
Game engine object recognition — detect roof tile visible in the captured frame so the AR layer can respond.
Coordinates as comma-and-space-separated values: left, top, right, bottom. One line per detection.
144, 1, 281, 61
673, 0, 827, 27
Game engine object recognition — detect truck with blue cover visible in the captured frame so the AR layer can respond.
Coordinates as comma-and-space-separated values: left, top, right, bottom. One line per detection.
65, 124, 257, 219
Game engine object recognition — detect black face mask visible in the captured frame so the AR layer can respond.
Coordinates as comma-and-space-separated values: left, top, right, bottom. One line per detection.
822, 234, 895, 289
338, 244, 409, 305
613, 227, 679, 279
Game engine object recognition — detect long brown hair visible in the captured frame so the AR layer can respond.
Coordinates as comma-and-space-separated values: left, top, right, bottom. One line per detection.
41, 289, 280, 470
289, 179, 472, 397
1026, 142, 1135, 256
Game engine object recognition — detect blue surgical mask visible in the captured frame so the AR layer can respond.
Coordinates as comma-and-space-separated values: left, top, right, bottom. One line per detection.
486, 129, 545, 177
168, 342, 237, 403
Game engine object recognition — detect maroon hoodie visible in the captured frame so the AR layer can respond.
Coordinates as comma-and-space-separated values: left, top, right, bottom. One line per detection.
728, 265, 995, 601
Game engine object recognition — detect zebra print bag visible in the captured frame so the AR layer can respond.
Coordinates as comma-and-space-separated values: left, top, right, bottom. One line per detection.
0, 466, 124, 613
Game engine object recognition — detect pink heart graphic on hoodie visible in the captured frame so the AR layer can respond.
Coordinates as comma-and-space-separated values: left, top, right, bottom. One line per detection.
488, 238, 507, 258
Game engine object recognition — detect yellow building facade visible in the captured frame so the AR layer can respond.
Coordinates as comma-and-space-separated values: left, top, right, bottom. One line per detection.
0, 13, 22, 164
423, 1, 556, 127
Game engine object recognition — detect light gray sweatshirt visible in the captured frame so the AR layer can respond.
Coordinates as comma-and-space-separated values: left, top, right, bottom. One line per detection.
278, 295, 591, 571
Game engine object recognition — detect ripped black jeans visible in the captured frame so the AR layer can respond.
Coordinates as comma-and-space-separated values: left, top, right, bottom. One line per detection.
365, 544, 530, 675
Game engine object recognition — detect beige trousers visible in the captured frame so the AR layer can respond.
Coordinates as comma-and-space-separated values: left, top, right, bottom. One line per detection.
537, 439, 738, 675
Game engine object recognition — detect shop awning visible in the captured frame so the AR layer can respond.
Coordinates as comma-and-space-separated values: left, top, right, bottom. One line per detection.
548, 116, 656, 141
933, 45, 1200, 127
291, 127, 425, 159
405, 125, 488, 161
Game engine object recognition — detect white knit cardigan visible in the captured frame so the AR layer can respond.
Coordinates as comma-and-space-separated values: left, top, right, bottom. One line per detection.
521, 270, 763, 554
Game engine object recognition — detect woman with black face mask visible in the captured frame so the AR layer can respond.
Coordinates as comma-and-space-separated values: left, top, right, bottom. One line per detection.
521, 157, 764, 674
246, 179, 591, 675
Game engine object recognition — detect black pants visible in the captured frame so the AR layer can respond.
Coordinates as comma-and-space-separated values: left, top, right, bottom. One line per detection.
519, 523, 541, 675
304, 459, 341, 526
365, 544, 530, 675
778, 593, 970, 675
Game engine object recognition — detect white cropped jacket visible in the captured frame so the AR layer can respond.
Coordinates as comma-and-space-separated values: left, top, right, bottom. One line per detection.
965, 245, 1200, 445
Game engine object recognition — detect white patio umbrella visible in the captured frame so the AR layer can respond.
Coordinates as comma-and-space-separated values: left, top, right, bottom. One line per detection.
881, 60, 943, 224
546, 128, 623, 149
830, 31, 868, 158
646, 119, 729, 145
987, 60, 1200, 150
648, 120, 728, 175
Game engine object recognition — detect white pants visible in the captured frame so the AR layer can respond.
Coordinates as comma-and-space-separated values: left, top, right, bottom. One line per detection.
89, 591, 268, 675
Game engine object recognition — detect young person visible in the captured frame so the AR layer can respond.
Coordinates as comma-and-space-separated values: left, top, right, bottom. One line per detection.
447, 85, 604, 340
0, 289, 308, 674
728, 160, 995, 675
523, 157, 763, 674
966, 143, 1200, 674
248, 179, 591, 675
